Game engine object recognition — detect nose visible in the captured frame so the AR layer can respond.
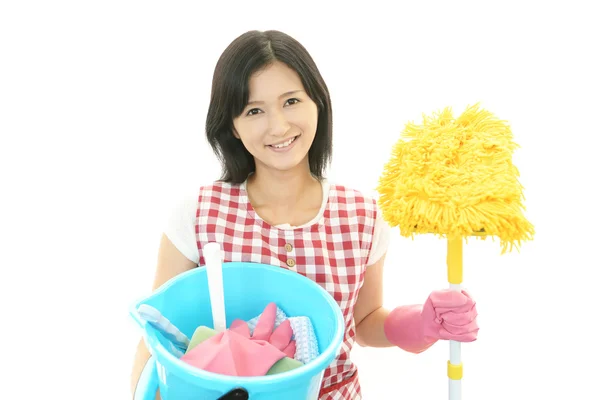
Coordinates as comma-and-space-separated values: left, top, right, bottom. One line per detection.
268, 109, 291, 137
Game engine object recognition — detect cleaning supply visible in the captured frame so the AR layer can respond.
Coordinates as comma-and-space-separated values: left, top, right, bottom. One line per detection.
377, 104, 534, 252
186, 325, 217, 352
284, 317, 319, 364
130, 260, 346, 400
247, 305, 320, 364
180, 302, 297, 377
232, 303, 295, 355
136, 304, 190, 357
204, 242, 227, 332
180, 328, 289, 376
185, 325, 304, 375
377, 104, 534, 400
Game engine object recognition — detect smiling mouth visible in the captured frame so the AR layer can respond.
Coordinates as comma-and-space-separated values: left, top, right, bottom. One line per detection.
267, 135, 299, 149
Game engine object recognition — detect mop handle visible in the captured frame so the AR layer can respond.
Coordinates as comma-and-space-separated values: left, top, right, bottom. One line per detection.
447, 237, 463, 400
204, 242, 227, 332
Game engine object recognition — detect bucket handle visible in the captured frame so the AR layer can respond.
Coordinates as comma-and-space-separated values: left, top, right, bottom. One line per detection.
217, 388, 249, 400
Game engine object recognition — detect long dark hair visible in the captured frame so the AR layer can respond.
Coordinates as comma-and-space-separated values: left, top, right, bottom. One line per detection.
205, 30, 333, 183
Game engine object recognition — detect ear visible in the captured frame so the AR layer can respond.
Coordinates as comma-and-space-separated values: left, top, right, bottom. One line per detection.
232, 128, 240, 139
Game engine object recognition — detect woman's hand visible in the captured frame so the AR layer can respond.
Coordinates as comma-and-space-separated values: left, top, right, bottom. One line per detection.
421, 289, 479, 342
383, 289, 479, 353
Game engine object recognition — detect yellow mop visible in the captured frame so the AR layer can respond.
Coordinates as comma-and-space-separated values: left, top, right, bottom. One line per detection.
376, 103, 534, 399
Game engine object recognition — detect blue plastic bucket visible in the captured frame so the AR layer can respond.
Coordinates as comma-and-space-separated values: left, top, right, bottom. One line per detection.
130, 261, 345, 400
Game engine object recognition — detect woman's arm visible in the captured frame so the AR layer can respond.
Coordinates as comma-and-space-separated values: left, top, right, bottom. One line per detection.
353, 253, 394, 348
354, 251, 477, 354
130, 234, 197, 398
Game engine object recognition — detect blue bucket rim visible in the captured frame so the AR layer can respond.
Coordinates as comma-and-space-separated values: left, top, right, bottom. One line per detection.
130, 261, 345, 386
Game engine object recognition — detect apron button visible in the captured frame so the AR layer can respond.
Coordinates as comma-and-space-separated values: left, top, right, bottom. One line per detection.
286, 258, 296, 267
285, 243, 293, 252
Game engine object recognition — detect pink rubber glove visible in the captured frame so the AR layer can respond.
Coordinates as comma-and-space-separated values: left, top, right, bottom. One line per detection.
384, 289, 479, 354
230, 302, 296, 358
180, 329, 287, 376
180, 303, 296, 376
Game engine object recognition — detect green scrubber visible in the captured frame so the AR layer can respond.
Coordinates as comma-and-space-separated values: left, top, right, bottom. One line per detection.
185, 326, 303, 375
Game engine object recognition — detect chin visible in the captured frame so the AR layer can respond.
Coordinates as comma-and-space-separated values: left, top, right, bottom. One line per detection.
270, 162, 304, 173
266, 156, 309, 174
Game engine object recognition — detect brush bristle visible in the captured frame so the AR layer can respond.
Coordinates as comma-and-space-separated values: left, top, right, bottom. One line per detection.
376, 103, 534, 253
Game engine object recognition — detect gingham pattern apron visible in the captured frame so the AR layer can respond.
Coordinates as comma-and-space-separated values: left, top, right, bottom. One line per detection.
195, 181, 377, 400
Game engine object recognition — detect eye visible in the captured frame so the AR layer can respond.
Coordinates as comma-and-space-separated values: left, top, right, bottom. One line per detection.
246, 108, 262, 116
284, 98, 300, 106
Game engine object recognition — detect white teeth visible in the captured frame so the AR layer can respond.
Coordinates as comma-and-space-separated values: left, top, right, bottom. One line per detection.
271, 136, 296, 148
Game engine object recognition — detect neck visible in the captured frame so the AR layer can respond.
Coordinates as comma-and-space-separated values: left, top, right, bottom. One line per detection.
247, 162, 320, 210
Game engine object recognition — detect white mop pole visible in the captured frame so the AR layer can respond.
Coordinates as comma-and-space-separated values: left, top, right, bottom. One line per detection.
447, 237, 463, 400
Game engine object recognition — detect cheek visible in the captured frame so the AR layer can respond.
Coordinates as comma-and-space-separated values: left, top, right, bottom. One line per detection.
235, 120, 265, 143
300, 107, 319, 135
289, 105, 318, 132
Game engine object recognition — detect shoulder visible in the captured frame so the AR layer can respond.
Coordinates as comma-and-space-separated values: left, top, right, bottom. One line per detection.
197, 180, 241, 196
327, 181, 378, 213
168, 180, 241, 216
193, 180, 244, 204
325, 181, 381, 230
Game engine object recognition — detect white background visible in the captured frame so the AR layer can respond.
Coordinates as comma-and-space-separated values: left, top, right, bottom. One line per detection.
1, 1, 599, 399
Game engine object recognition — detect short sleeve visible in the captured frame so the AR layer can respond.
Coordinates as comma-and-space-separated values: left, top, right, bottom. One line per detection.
366, 205, 391, 266
163, 190, 200, 264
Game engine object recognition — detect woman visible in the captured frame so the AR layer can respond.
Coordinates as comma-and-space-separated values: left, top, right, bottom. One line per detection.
130, 29, 479, 399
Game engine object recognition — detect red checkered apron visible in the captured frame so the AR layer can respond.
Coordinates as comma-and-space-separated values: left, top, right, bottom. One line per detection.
195, 181, 377, 400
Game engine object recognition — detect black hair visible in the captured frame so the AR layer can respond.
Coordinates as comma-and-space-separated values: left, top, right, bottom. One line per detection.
205, 30, 333, 183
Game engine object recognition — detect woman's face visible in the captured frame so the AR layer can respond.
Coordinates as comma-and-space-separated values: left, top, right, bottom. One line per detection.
233, 61, 318, 175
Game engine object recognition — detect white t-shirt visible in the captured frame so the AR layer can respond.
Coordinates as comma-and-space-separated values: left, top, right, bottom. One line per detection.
164, 180, 391, 266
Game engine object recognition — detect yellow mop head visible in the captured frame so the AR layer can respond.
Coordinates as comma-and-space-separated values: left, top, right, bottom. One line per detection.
377, 103, 534, 253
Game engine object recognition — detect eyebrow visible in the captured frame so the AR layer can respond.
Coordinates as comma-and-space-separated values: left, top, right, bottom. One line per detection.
246, 90, 304, 106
